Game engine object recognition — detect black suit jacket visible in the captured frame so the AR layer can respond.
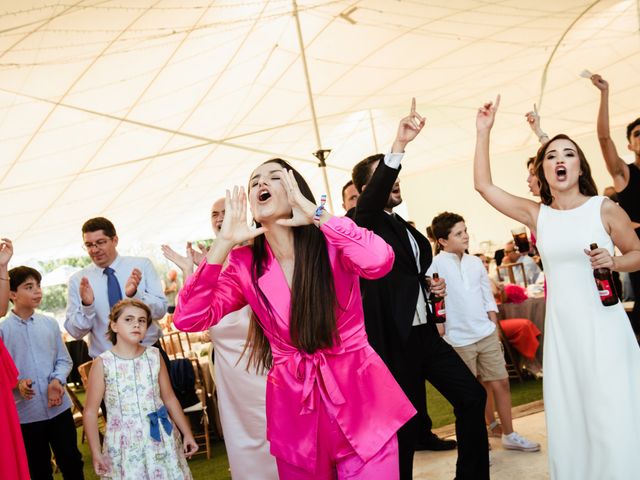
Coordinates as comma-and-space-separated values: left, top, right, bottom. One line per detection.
351, 159, 434, 365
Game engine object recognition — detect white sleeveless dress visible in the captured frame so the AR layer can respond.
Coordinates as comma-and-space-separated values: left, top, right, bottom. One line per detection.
537, 196, 640, 479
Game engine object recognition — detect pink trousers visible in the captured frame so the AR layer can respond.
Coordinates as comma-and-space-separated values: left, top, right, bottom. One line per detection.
276, 399, 400, 480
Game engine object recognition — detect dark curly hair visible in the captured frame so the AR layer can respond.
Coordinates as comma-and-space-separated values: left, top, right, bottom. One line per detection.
627, 118, 640, 142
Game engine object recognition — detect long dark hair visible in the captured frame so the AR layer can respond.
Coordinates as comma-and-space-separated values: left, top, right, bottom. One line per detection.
245, 159, 338, 371
534, 134, 598, 206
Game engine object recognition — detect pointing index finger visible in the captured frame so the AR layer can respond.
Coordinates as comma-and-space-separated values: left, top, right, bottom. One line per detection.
410, 97, 416, 114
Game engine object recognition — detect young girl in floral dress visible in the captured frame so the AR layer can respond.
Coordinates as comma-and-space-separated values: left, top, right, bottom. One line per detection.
84, 299, 198, 479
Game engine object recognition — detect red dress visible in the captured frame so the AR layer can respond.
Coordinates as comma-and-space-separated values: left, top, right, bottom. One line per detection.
0, 338, 30, 480
499, 319, 541, 360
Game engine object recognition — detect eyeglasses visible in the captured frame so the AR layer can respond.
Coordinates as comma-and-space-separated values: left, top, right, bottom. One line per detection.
82, 238, 111, 251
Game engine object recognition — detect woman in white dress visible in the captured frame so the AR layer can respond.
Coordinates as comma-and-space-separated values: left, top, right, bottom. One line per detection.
473, 95, 640, 479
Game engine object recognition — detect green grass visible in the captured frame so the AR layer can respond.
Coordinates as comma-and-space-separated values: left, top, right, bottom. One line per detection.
54, 388, 231, 480
56, 378, 542, 479
427, 377, 543, 428
54, 428, 231, 480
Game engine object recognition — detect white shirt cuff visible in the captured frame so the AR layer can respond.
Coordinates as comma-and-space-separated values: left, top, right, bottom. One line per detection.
383, 151, 404, 169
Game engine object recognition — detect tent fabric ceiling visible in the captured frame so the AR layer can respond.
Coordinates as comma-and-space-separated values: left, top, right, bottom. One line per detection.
1, 0, 639, 260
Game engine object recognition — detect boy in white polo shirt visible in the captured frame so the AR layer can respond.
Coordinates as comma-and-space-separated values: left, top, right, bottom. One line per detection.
428, 212, 540, 453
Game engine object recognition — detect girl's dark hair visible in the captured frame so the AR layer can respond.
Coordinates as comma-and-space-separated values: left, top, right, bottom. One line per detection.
106, 299, 152, 345
245, 159, 338, 371
534, 134, 598, 206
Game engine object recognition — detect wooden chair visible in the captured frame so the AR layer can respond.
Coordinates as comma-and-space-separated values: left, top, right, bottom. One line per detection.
77, 360, 93, 390
496, 321, 524, 383
161, 331, 194, 359
497, 263, 528, 286
183, 358, 212, 459
66, 385, 104, 443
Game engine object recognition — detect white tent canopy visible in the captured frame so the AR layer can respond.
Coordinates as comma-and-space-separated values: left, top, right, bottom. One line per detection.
1, 0, 639, 261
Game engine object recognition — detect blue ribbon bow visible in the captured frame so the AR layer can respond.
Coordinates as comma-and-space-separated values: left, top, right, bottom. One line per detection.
147, 405, 173, 442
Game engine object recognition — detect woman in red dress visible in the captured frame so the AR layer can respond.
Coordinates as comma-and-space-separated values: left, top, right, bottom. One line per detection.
0, 238, 30, 480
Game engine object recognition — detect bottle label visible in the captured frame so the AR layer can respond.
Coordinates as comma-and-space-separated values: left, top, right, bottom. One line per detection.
596, 279, 614, 300
434, 300, 446, 322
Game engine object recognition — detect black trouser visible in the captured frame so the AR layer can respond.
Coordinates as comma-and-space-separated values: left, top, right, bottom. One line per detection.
20, 408, 84, 480
392, 324, 489, 480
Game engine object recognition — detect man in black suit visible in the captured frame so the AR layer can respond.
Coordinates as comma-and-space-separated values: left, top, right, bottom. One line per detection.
351, 100, 489, 480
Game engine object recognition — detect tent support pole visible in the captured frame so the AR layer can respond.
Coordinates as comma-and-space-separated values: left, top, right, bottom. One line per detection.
292, 0, 335, 212
369, 109, 379, 152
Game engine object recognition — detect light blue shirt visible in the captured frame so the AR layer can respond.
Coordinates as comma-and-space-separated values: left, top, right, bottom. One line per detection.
0, 311, 72, 424
65, 255, 167, 358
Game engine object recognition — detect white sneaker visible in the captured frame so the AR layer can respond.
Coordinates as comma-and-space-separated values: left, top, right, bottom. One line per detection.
501, 431, 541, 452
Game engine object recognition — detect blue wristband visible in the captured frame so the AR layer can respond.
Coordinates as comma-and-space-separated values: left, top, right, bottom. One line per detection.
314, 194, 327, 224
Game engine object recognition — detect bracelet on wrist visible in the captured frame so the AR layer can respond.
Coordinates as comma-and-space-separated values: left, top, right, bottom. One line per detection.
313, 194, 327, 225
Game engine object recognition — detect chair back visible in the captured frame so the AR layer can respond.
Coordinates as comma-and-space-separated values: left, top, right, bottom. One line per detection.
77, 360, 93, 389
497, 263, 528, 286
161, 331, 193, 359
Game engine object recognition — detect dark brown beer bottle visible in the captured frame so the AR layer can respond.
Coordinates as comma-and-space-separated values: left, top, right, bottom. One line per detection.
430, 273, 447, 323
590, 243, 619, 306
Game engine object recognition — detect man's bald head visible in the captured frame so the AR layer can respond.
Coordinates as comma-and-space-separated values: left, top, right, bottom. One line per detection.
211, 198, 225, 236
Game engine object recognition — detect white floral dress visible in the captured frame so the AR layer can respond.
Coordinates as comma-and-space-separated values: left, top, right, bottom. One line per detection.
100, 347, 193, 480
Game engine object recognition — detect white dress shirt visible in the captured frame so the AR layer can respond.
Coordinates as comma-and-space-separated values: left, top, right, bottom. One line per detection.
384, 151, 429, 326
427, 251, 498, 347
65, 255, 167, 358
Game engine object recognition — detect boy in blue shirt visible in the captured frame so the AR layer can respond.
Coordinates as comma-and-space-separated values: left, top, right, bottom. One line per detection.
0, 266, 84, 479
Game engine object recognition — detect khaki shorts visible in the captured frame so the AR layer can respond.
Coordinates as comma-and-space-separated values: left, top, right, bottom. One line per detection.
453, 329, 508, 381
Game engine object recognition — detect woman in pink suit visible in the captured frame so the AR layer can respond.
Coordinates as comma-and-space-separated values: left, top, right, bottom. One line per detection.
174, 160, 416, 479
0, 238, 30, 480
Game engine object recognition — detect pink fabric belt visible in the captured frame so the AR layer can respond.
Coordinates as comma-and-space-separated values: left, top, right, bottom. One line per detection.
278, 349, 349, 415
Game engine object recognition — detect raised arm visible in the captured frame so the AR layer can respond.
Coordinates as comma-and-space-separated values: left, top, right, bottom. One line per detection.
474, 95, 539, 231
356, 98, 425, 221
0, 238, 12, 316
161, 244, 195, 280
321, 216, 394, 279
590, 74, 629, 190
174, 187, 262, 332
525, 104, 549, 146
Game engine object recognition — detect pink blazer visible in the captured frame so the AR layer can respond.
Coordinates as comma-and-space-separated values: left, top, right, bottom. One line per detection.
174, 216, 416, 470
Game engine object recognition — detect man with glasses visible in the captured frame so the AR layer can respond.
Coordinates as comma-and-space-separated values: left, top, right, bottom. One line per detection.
502, 240, 541, 286
65, 217, 167, 359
